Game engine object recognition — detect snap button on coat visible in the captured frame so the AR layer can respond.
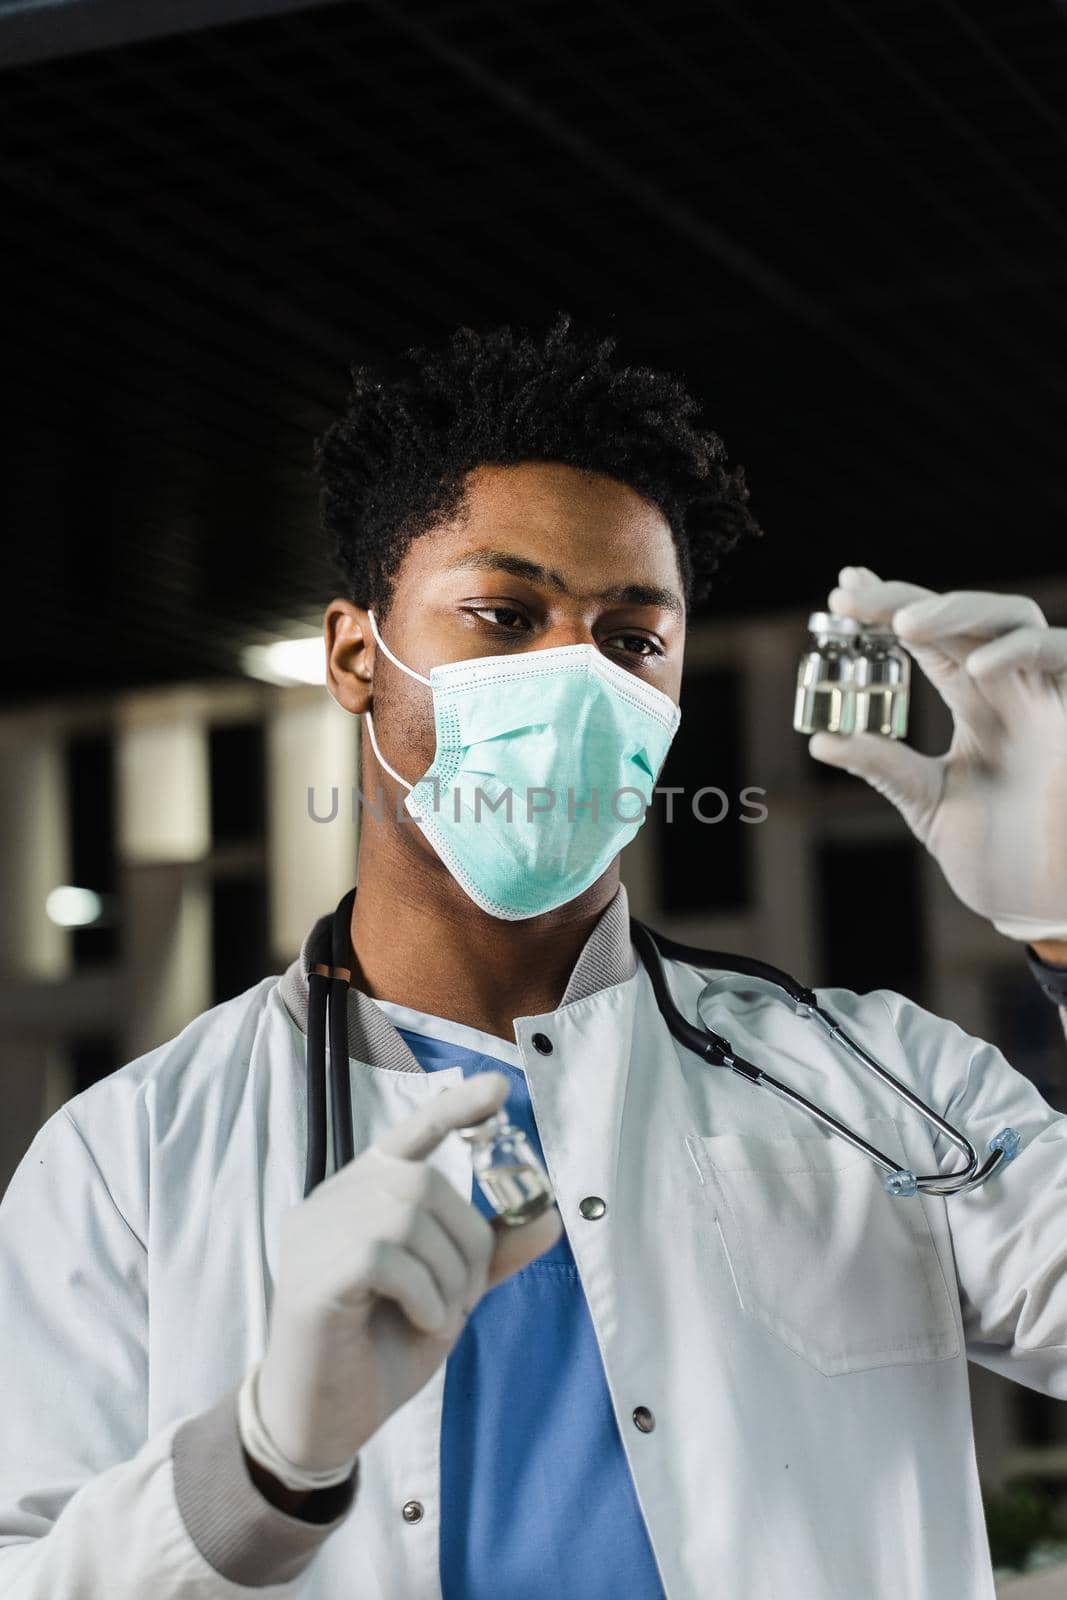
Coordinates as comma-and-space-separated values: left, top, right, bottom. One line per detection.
579, 1196, 607, 1219
402, 1501, 424, 1523
633, 1407, 655, 1433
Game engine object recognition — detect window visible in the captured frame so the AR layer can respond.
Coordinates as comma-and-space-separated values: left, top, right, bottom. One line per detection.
66, 733, 117, 967
71, 1035, 119, 1094
653, 667, 751, 915
815, 837, 924, 1000
209, 722, 265, 845
212, 873, 271, 1003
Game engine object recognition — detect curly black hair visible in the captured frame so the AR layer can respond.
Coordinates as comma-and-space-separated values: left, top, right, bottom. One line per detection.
314, 310, 763, 614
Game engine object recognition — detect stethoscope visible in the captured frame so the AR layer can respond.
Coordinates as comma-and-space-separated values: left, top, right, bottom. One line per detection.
304, 888, 1020, 1200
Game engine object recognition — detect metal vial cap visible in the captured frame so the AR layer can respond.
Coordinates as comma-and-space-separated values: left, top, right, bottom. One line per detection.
457, 1109, 509, 1143
807, 612, 860, 637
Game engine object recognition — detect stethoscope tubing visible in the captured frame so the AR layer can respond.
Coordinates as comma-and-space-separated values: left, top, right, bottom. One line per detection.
630, 920, 1018, 1198
303, 892, 1019, 1200
303, 887, 356, 1197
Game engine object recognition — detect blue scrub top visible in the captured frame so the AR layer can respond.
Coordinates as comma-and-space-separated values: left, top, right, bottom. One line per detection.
393, 1023, 667, 1600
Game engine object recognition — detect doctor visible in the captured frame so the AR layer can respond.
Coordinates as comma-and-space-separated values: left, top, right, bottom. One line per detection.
2, 313, 1067, 1600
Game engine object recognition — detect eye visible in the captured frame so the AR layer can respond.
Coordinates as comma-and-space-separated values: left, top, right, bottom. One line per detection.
602, 632, 663, 660
468, 605, 531, 632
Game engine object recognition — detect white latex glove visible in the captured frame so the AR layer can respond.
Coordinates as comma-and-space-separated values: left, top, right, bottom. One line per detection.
807, 566, 1067, 944
251, 1070, 562, 1476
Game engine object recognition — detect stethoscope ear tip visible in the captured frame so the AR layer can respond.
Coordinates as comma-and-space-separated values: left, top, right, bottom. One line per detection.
988, 1126, 1021, 1164
883, 1169, 919, 1198
882, 1127, 1022, 1200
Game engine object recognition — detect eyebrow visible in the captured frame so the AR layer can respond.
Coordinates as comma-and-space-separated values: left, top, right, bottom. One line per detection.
447, 549, 685, 620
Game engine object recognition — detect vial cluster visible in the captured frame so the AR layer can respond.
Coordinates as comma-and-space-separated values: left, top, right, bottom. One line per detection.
793, 612, 910, 739
457, 1107, 556, 1227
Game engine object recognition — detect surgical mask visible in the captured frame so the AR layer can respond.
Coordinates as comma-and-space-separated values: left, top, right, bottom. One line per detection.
363, 609, 681, 920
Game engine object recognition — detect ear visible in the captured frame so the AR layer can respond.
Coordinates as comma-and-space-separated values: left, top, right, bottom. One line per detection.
324, 600, 374, 715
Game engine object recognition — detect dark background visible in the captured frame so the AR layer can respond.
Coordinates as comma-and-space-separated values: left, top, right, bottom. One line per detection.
2, 0, 1065, 705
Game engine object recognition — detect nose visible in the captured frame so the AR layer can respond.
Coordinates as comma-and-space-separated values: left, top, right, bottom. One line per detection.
539, 617, 596, 651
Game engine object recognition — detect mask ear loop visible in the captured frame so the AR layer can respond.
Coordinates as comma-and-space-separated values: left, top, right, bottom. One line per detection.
364, 711, 413, 793
363, 609, 431, 793
366, 609, 433, 687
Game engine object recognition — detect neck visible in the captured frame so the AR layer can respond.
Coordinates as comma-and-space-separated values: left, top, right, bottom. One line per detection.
347, 814, 618, 1038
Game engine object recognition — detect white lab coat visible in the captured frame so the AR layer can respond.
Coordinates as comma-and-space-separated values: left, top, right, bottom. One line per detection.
2, 906, 1066, 1599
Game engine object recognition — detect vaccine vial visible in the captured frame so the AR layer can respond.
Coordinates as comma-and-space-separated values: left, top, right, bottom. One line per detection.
854, 627, 910, 738
793, 613, 860, 735
457, 1109, 556, 1227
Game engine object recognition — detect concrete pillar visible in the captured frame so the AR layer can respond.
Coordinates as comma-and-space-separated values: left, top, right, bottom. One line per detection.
116, 695, 210, 864
115, 693, 212, 1058
122, 863, 212, 1061
0, 726, 70, 982
266, 690, 360, 964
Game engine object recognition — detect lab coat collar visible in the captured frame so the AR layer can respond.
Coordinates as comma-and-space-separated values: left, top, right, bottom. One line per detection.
276, 881, 637, 1072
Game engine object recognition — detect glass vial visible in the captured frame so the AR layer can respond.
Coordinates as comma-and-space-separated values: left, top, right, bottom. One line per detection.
457, 1109, 556, 1227
793, 613, 860, 734
854, 628, 910, 739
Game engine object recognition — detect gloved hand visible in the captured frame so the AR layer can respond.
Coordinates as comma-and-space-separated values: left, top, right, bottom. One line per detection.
808, 566, 1067, 945
251, 1070, 562, 1477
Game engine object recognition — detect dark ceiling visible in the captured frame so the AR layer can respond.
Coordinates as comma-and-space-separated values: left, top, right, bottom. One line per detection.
3, 0, 1066, 705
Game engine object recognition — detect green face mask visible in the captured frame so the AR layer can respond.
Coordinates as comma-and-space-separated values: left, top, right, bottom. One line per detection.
364, 610, 681, 920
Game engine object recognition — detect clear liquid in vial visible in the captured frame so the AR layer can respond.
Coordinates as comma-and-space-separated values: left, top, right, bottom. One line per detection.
856, 684, 908, 738
793, 681, 857, 735
478, 1163, 555, 1227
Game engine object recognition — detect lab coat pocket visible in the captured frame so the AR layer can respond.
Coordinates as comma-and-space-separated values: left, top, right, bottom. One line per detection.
685, 1115, 962, 1376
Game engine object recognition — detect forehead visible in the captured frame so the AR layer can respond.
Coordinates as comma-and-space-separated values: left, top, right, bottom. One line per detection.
398, 460, 683, 594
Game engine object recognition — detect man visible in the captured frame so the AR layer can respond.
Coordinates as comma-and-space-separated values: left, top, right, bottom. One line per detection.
1, 312, 1066, 1599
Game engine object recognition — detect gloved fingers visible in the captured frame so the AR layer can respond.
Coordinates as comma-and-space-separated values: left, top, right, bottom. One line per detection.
965, 624, 1067, 682
891, 591, 1048, 658
830, 573, 1017, 739
419, 1161, 496, 1296
828, 566, 936, 626
392, 1202, 473, 1313
376, 1070, 510, 1161
891, 591, 1052, 737
484, 1202, 565, 1293
362, 1239, 451, 1334
807, 732, 946, 844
